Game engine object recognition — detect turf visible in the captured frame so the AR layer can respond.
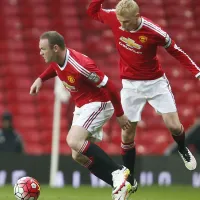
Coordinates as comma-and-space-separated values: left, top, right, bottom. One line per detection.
1, 185, 199, 200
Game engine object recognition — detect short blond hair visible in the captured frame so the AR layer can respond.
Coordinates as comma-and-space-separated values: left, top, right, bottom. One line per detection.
116, 0, 139, 16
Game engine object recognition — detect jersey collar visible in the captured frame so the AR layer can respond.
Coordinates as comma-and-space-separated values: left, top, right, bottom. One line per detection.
57, 49, 70, 71
119, 17, 144, 33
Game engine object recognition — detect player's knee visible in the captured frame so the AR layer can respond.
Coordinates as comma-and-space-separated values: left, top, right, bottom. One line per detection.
66, 133, 85, 152
66, 134, 77, 150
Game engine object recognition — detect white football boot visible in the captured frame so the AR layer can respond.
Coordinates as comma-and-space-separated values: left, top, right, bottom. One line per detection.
178, 147, 197, 170
112, 181, 132, 200
111, 166, 132, 200
125, 179, 138, 200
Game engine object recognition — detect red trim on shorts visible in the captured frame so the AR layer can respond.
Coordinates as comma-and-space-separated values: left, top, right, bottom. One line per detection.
83, 102, 107, 130
163, 75, 176, 105
83, 111, 96, 127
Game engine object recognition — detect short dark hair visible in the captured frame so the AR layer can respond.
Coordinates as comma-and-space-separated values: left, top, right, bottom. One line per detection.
40, 31, 66, 50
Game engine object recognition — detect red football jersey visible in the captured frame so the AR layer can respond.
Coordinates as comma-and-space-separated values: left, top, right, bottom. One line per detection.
49, 48, 110, 107
87, 0, 200, 80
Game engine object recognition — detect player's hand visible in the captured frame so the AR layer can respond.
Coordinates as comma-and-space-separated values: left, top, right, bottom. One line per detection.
30, 78, 43, 95
116, 114, 131, 130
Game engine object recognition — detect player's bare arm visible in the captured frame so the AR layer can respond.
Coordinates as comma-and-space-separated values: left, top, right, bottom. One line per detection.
117, 115, 131, 130
30, 78, 43, 95
30, 64, 57, 96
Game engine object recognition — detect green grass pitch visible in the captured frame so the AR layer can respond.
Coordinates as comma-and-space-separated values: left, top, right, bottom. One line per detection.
2, 185, 199, 200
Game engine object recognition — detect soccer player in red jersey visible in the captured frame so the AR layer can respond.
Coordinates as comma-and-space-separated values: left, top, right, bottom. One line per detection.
87, 0, 198, 193
30, 31, 132, 200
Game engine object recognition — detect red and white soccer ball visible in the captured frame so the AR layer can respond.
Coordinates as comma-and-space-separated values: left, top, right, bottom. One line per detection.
14, 176, 40, 200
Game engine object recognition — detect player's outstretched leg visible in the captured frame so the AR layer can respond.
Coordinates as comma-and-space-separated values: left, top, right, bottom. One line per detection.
71, 149, 132, 200
72, 149, 113, 186
162, 113, 197, 170
67, 125, 132, 197
79, 141, 132, 195
171, 125, 196, 170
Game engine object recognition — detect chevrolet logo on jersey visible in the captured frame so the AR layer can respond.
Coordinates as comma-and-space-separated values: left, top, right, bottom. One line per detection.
120, 37, 142, 49
62, 81, 77, 92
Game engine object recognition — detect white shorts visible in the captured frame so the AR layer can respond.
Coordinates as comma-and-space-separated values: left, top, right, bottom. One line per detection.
72, 101, 114, 142
121, 75, 177, 122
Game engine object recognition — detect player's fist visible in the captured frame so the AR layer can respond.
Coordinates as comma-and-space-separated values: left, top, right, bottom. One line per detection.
116, 114, 131, 130
30, 78, 43, 95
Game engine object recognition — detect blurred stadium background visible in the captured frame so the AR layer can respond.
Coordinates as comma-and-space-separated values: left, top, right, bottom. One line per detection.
0, 0, 200, 199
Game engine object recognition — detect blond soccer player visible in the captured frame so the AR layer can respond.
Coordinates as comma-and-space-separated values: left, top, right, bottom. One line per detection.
87, 0, 198, 196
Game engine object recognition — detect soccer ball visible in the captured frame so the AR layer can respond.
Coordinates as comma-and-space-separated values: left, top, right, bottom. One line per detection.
14, 176, 40, 200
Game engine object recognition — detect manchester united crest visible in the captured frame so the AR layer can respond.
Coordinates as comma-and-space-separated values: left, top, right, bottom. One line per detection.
67, 75, 75, 83
139, 36, 148, 43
